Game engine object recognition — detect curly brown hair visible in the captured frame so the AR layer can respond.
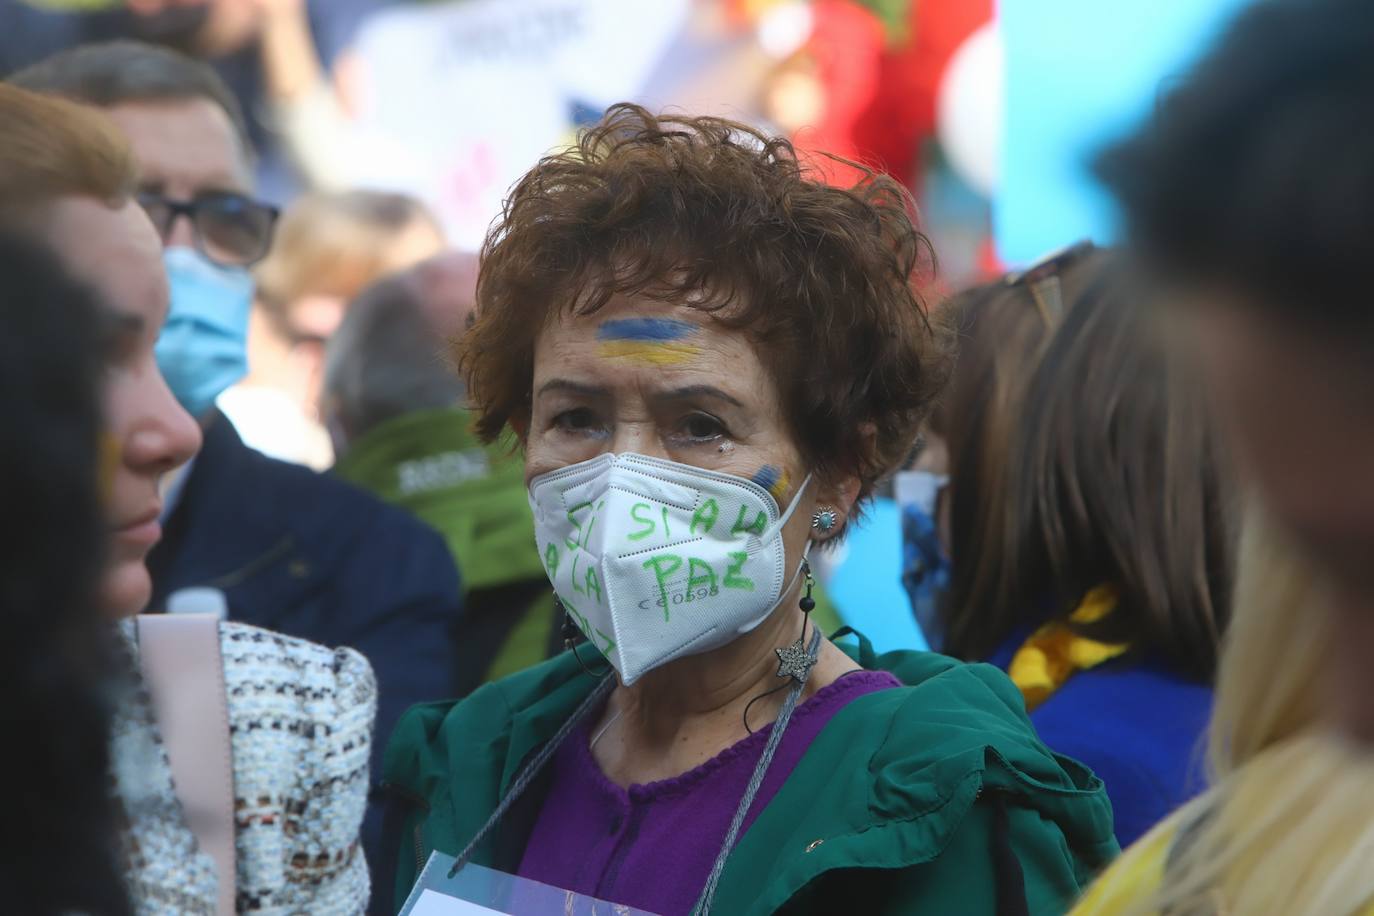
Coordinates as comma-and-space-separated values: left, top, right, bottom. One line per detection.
461, 103, 952, 502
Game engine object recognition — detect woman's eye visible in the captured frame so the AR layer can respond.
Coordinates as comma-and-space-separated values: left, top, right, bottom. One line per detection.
681, 413, 726, 441
552, 407, 601, 433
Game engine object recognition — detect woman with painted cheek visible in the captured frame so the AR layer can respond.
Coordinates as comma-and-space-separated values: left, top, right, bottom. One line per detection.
0, 232, 135, 916
0, 82, 378, 913
382, 104, 1118, 916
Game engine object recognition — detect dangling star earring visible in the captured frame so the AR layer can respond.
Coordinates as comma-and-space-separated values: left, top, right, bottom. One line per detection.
745, 559, 822, 733
774, 559, 818, 683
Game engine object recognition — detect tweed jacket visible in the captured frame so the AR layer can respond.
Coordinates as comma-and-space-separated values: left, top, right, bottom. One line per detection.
112, 620, 376, 914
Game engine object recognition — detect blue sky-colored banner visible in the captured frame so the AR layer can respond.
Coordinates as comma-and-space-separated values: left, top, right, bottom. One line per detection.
996, 0, 1255, 265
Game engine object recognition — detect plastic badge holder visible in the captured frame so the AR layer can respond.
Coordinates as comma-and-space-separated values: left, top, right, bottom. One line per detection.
400, 851, 660, 916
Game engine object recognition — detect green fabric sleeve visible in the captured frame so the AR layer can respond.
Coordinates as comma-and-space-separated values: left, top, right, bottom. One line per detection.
868, 798, 1088, 915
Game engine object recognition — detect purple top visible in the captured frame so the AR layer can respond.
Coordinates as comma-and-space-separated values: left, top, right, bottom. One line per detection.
516, 670, 901, 915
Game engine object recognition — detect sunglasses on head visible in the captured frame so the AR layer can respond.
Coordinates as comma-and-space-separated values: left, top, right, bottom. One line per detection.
1003, 240, 1096, 325
137, 190, 279, 269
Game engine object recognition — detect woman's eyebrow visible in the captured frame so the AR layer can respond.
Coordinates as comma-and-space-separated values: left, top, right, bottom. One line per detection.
655, 385, 744, 408
99, 308, 146, 357
536, 378, 607, 398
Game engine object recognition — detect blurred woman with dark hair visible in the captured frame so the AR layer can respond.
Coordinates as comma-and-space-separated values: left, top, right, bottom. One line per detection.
0, 232, 130, 916
930, 246, 1234, 847
900, 248, 1068, 651
0, 80, 377, 914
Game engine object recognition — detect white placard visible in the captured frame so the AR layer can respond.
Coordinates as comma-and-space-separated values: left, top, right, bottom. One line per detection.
398, 851, 661, 916
351, 0, 689, 249
409, 889, 508, 916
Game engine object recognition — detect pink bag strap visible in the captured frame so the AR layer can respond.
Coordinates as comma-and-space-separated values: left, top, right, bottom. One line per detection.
136, 614, 237, 915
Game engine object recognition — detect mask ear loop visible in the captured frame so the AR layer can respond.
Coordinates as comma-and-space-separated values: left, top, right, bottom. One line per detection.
765, 473, 814, 539
558, 598, 613, 679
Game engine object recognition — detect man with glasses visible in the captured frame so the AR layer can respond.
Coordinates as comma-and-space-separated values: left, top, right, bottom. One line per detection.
11, 42, 463, 907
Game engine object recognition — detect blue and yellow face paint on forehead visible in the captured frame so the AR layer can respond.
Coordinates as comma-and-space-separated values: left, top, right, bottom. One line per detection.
751, 465, 792, 504
596, 317, 702, 366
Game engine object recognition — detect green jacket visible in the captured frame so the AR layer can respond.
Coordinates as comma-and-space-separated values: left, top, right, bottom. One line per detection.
383, 633, 1119, 914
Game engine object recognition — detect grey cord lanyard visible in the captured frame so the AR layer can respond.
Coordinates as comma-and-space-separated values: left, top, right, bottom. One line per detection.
445, 627, 824, 914
693, 626, 823, 916
446, 674, 617, 878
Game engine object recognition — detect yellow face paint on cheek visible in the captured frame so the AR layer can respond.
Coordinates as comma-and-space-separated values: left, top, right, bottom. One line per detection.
750, 465, 792, 504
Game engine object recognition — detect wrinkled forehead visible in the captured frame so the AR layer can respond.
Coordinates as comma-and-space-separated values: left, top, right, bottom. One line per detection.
531, 297, 776, 409
538, 294, 745, 355
105, 98, 251, 196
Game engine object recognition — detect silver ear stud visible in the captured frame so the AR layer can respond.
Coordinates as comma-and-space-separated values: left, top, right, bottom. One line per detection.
811, 507, 838, 533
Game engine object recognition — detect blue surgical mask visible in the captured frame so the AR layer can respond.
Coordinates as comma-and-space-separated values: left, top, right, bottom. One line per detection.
895, 470, 952, 651
155, 247, 253, 420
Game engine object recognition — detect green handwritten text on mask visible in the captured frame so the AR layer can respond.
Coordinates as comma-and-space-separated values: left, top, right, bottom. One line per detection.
642, 554, 682, 622
563, 597, 615, 655
641, 551, 755, 621
626, 501, 684, 543
731, 504, 768, 537
690, 499, 718, 536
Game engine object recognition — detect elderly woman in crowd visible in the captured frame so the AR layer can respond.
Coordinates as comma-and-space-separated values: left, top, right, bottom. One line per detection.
383, 104, 1117, 916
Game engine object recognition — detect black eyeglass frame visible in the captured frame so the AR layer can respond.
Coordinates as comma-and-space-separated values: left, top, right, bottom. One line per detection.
137, 190, 280, 268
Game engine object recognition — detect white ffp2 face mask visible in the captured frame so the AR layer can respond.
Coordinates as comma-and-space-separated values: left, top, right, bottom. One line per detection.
528, 452, 811, 685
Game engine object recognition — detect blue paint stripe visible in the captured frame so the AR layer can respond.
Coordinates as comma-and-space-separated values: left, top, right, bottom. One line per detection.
596, 317, 696, 342
751, 465, 781, 491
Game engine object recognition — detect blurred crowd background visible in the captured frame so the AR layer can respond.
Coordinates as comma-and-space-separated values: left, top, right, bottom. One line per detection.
3, 0, 997, 273
0, 0, 997, 652
1, 0, 1253, 654
14, 2, 1373, 914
